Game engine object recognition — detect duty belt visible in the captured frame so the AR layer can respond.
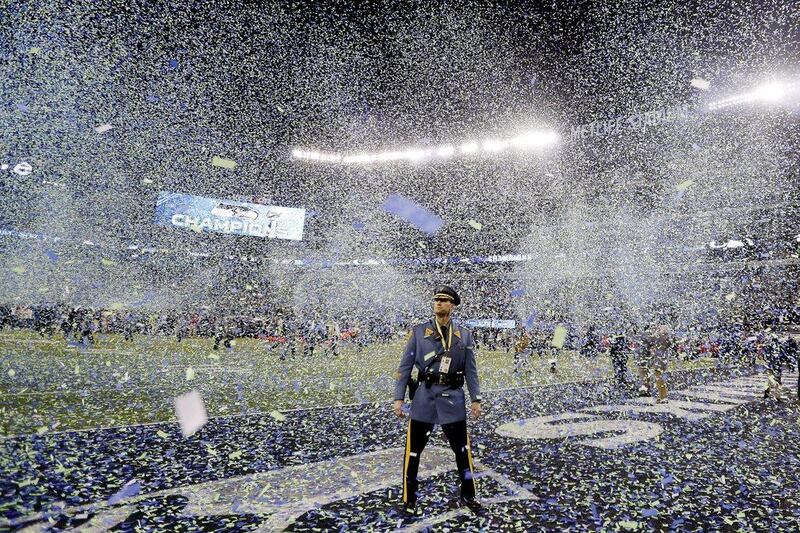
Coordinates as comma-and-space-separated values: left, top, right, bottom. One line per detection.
423, 370, 464, 388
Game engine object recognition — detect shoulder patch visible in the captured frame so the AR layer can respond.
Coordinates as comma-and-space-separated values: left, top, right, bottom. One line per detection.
424, 327, 434, 337
454, 329, 462, 338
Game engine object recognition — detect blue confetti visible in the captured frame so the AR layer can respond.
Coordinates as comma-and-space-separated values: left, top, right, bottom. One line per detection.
382, 194, 443, 235
107, 480, 140, 505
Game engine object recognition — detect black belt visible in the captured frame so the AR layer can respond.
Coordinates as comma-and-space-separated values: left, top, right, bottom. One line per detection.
422, 371, 464, 388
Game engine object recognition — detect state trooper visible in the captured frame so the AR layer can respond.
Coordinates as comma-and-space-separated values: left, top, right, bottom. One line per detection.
393, 285, 482, 514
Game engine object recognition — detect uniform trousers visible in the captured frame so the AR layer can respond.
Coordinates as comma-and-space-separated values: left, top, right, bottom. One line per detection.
402, 418, 476, 505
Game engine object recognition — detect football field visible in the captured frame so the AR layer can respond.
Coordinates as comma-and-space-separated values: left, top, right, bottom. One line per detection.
0, 330, 673, 436
2, 331, 799, 531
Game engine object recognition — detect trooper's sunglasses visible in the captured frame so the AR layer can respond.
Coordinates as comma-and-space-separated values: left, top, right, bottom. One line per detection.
433, 297, 453, 302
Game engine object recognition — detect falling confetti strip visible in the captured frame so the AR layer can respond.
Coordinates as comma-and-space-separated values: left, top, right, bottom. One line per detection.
173, 390, 207, 437
382, 194, 444, 235
211, 156, 237, 169
551, 325, 568, 349
690, 77, 711, 90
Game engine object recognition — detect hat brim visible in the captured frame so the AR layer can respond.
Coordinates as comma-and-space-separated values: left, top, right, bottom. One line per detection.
433, 293, 459, 305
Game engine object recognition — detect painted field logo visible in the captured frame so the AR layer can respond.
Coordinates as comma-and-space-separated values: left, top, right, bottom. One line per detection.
496, 373, 797, 450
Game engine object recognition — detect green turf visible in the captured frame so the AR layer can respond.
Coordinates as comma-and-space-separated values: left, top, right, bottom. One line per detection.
0, 329, 715, 436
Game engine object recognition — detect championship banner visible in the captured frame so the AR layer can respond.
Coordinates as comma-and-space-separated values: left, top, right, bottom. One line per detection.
463, 319, 516, 329
154, 192, 306, 240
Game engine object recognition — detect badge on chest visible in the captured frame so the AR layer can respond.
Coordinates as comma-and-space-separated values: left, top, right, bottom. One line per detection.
439, 353, 452, 374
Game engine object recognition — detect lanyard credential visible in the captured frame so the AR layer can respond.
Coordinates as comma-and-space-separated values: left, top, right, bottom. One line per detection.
434, 318, 453, 355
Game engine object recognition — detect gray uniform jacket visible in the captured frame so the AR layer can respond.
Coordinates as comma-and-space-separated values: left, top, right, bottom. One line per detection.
393, 318, 481, 425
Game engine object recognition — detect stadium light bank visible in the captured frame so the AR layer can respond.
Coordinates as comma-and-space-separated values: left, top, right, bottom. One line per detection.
291, 129, 559, 165
707, 80, 799, 111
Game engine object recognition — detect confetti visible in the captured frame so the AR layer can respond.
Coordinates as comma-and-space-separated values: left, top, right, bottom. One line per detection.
0, 5, 797, 531
269, 410, 286, 422
107, 479, 141, 505
382, 194, 444, 235
173, 390, 207, 437
551, 325, 567, 349
211, 156, 237, 169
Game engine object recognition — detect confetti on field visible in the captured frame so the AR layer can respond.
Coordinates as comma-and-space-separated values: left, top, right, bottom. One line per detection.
676, 179, 696, 191
185, 366, 196, 381
211, 156, 237, 169
690, 77, 711, 90
100, 258, 117, 266
725, 292, 737, 301
174, 390, 207, 437
94, 124, 113, 134
467, 219, 483, 230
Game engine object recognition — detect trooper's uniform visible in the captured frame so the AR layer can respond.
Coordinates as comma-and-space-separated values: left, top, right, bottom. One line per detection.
394, 287, 481, 509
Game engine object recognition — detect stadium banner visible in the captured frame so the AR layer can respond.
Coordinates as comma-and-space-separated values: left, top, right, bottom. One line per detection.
463, 319, 516, 329
154, 192, 305, 240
